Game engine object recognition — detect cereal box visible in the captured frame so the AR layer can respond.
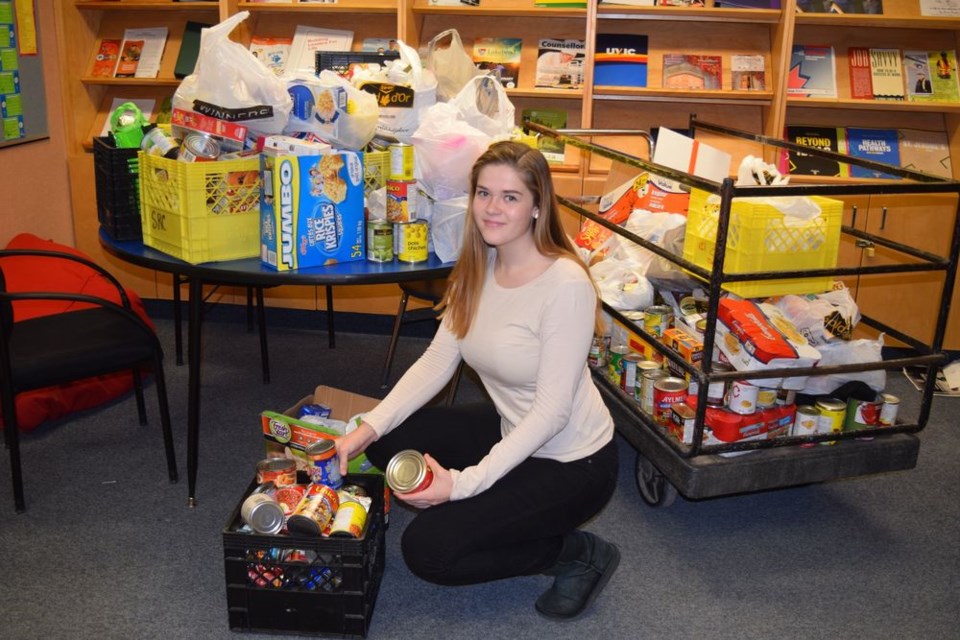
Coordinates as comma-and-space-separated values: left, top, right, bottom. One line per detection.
260, 151, 366, 270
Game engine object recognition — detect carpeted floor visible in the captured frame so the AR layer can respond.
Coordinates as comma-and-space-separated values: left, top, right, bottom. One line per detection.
1, 301, 957, 640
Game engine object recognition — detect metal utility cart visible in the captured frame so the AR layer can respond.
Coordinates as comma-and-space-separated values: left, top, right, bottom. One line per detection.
527, 119, 960, 508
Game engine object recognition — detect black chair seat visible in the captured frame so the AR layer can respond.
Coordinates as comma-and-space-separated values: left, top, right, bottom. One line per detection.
8, 307, 156, 393
1, 248, 178, 513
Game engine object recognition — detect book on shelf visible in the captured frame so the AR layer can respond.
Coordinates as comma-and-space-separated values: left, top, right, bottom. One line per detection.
175, 21, 212, 79
898, 128, 953, 178
426, 0, 479, 6
796, 0, 882, 12
869, 48, 905, 101
535, 0, 587, 6
848, 47, 874, 99
90, 38, 121, 78
472, 38, 522, 89
662, 54, 721, 90
657, 0, 705, 6
781, 125, 847, 177
115, 28, 168, 79
787, 45, 837, 98
598, 0, 656, 5
919, 0, 960, 17
842, 127, 900, 179
535, 39, 586, 90
714, 0, 781, 7
731, 54, 766, 90
287, 26, 354, 76
904, 50, 960, 103
594, 34, 648, 88
521, 107, 567, 164
249, 36, 293, 77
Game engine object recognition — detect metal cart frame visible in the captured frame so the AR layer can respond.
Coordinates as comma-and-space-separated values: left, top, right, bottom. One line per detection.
526, 118, 960, 507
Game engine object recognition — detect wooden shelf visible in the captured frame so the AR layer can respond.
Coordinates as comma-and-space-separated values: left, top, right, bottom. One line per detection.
239, 1, 398, 13
786, 97, 960, 113
597, 6, 781, 24
76, 1, 220, 11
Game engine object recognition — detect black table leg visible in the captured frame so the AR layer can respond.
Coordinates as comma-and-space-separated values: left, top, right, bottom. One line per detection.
187, 277, 203, 508
326, 284, 335, 349
173, 274, 184, 366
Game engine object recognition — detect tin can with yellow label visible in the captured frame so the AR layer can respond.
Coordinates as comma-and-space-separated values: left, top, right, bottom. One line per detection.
287, 483, 340, 536
389, 142, 415, 181
329, 495, 368, 539
396, 220, 429, 263
815, 397, 846, 445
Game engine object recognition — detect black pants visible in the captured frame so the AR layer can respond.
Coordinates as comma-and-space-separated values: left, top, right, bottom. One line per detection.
365, 402, 619, 586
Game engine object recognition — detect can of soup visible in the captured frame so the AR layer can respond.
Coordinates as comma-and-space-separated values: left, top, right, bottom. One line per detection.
640, 368, 669, 415
654, 376, 688, 425
256, 457, 297, 488
728, 380, 759, 415
287, 483, 341, 536
385, 449, 434, 494
241, 482, 286, 535
878, 393, 900, 426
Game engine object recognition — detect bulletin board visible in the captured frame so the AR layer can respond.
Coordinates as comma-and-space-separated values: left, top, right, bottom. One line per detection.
0, 0, 48, 148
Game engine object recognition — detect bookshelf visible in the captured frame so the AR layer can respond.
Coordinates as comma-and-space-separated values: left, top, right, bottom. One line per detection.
54, 0, 960, 345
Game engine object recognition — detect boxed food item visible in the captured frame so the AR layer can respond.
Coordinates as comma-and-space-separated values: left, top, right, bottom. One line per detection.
260, 151, 366, 270
715, 298, 820, 389
261, 385, 382, 475
222, 472, 385, 638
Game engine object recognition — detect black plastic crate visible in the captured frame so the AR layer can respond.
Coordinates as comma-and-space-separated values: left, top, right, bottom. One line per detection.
93, 136, 142, 241
223, 473, 386, 638
315, 50, 400, 76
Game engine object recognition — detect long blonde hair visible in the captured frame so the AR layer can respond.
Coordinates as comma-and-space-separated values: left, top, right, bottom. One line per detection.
438, 141, 598, 339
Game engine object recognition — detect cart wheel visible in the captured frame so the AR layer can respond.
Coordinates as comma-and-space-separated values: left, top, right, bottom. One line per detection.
635, 452, 678, 508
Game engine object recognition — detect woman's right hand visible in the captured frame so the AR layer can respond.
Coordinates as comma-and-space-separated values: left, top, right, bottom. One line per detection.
335, 421, 378, 476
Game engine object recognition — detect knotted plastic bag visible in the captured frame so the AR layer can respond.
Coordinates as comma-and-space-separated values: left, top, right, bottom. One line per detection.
173, 12, 292, 136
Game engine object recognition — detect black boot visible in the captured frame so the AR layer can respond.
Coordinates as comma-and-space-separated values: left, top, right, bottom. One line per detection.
535, 530, 621, 621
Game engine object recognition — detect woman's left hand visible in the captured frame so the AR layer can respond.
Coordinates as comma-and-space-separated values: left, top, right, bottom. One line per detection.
394, 453, 452, 509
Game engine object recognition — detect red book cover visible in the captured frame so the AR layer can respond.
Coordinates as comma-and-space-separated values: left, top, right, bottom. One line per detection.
114, 39, 144, 78
91, 38, 121, 78
848, 46, 873, 99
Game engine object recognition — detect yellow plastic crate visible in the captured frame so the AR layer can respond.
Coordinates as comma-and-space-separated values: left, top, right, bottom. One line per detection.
139, 152, 261, 264
364, 150, 389, 194
682, 188, 843, 298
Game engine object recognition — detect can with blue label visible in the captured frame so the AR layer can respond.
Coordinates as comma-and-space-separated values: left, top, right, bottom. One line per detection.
305, 439, 343, 489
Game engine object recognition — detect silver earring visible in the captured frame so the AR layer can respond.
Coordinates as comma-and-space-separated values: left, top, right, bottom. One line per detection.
533, 210, 539, 219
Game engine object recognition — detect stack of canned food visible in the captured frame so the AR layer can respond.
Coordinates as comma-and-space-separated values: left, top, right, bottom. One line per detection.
593, 302, 901, 449
367, 142, 430, 265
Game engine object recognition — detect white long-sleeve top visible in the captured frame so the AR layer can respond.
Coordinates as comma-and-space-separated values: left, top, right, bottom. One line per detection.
362, 256, 614, 500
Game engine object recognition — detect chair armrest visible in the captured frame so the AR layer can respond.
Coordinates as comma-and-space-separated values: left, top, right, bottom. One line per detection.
0, 249, 132, 309
0, 291, 158, 343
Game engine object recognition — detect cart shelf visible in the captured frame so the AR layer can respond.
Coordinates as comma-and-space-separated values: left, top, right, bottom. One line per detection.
529, 118, 960, 507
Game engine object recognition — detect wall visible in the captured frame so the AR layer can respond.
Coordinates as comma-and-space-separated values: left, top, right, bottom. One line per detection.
0, 0, 72, 248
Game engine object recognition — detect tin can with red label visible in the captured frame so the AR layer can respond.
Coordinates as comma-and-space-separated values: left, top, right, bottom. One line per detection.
728, 380, 759, 415
654, 376, 688, 425
844, 397, 883, 432
256, 457, 297, 488
287, 483, 340, 536
385, 449, 434, 494
879, 393, 900, 426
386, 179, 418, 222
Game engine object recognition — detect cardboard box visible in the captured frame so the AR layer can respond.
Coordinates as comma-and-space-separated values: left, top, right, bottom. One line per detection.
260, 151, 366, 270
261, 385, 382, 474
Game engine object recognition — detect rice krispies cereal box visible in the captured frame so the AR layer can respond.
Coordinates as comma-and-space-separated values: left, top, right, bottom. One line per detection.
260, 150, 366, 270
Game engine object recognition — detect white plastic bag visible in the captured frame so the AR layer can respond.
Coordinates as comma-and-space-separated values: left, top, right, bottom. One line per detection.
356, 40, 437, 143
425, 29, 483, 102
590, 258, 655, 311
801, 336, 886, 396
411, 76, 515, 201
449, 75, 515, 139
173, 12, 292, 136
429, 195, 469, 263
411, 102, 491, 201
284, 70, 379, 151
